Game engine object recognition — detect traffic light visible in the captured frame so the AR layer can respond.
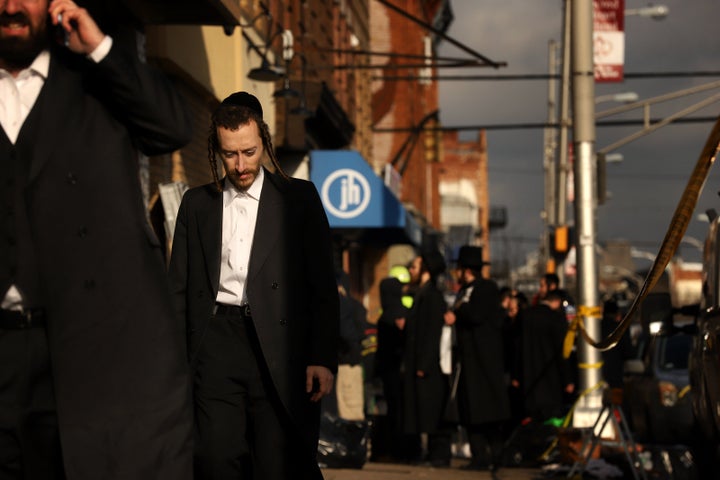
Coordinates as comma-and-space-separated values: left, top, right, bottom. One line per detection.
549, 225, 573, 261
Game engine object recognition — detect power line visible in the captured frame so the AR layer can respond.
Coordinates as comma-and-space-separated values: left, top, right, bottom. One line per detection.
373, 71, 720, 81
373, 116, 718, 132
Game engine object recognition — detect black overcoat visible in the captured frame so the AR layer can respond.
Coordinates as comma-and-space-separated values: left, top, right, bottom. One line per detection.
520, 304, 571, 419
3, 44, 194, 478
402, 281, 448, 434
167, 169, 340, 477
453, 278, 511, 425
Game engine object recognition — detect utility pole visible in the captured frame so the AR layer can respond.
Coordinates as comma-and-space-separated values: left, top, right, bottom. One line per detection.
571, 0, 603, 427
556, 0, 572, 285
543, 40, 558, 272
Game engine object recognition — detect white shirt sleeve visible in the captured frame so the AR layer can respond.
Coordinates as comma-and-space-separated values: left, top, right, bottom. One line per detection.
88, 35, 113, 63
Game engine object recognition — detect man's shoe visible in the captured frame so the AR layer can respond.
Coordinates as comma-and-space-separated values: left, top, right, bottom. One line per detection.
419, 459, 451, 468
460, 461, 489, 471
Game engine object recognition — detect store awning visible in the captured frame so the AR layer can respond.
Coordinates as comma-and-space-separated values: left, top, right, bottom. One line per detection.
118, 0, 242, 25
310, 150, 422, 246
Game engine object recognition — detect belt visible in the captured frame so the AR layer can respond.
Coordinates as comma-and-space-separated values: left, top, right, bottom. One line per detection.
0, 308, 46, 329
214, 303, 251, 318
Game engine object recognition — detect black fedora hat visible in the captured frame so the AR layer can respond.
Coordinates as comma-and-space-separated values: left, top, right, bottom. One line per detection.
421, 249, 446, 278
457, 245, 488, 269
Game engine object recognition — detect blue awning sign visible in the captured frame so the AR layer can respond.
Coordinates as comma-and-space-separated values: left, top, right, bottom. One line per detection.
310, 150, 422, 246
321, 168, 371, 219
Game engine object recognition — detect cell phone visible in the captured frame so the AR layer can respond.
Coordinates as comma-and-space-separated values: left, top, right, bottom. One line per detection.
54, 13, 69, 47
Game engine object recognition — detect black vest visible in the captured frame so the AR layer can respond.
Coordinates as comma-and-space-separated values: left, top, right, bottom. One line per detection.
0, 103, 44, 308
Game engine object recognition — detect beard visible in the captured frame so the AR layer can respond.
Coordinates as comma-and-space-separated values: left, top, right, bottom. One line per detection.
0, 12, 49, 71
227, 166, 260, 191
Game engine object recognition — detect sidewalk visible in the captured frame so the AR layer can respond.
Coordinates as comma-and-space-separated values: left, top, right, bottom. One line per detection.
322, 459, 545, 480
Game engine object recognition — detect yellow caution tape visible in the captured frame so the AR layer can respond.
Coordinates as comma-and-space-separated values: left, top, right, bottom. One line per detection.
678, 385, 691, 400
563, 316, 579, 359
563, 306, 602, 358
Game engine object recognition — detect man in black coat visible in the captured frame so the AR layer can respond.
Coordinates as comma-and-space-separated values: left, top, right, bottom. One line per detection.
374, 274, 414, 461
514, 290, 575, 420
168, 92, 339, 480
445, 246, 510, 470
402, 250, 452, 467
1, 1, 193, 478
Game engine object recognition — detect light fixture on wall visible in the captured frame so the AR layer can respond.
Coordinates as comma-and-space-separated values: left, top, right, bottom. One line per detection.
248, 57, 284, 82
273, 30, 300, 98
243, 4, 284, 82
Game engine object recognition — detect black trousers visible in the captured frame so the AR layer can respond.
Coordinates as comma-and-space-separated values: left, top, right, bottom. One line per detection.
467, 421, 505, 467
194, 311, 309, 480
0, 328, 64, 480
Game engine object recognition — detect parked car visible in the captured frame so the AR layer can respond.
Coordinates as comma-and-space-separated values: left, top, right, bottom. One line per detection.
690, 208, 720, 445
623, 320, 696, 444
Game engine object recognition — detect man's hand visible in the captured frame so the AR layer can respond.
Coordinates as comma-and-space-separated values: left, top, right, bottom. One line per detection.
48, 0, 105, 55
444, 311, 456, 326
306, 366, 334, 402
394, 318, 406, 330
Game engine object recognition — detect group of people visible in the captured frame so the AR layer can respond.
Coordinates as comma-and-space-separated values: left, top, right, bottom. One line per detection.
0, 1, 625, 479
1, 1, 339, 479
373, 258, 579, 471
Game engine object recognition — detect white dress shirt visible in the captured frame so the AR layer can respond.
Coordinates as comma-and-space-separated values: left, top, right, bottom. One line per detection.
0, 50, 49, 144
0, 37, 112, 309
216, 168, 264, 306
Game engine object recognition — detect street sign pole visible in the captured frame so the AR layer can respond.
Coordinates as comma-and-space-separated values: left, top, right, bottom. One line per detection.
572, 0, 603, 427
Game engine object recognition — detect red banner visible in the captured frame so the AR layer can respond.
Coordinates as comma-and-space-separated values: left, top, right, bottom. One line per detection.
593, 0, 625, 82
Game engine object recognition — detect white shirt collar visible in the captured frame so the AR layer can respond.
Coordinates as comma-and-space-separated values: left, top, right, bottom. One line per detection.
223, 166, 265, 207
30, 50, 50, 79
0, 49, 50, 80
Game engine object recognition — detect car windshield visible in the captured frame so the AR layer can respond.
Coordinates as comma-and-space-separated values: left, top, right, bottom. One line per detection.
657, 333, 691, 370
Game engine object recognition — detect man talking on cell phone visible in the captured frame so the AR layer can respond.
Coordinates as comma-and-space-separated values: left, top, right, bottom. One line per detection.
0, 0, 193, 478
168, 92, 340, 480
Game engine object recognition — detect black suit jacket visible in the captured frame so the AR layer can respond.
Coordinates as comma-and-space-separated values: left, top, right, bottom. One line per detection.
168, 169, 339, 461
453, 278, 510, 425
2, 43, 194, 478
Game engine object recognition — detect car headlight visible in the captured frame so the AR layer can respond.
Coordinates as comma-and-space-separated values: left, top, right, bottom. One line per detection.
659, 381, 679, 407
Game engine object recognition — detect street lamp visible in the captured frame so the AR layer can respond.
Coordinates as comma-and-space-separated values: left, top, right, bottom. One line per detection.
604, 153, 623, 163
625, 5, 669, 20
594, 92, 639, 104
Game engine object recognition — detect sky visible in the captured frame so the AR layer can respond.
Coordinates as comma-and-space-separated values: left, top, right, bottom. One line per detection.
437, 0, 720, 271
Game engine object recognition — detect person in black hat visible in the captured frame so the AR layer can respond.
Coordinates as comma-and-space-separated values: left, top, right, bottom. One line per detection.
445, 246, 510, 471
401, 250, 453, 467
168, 91, 339, 479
